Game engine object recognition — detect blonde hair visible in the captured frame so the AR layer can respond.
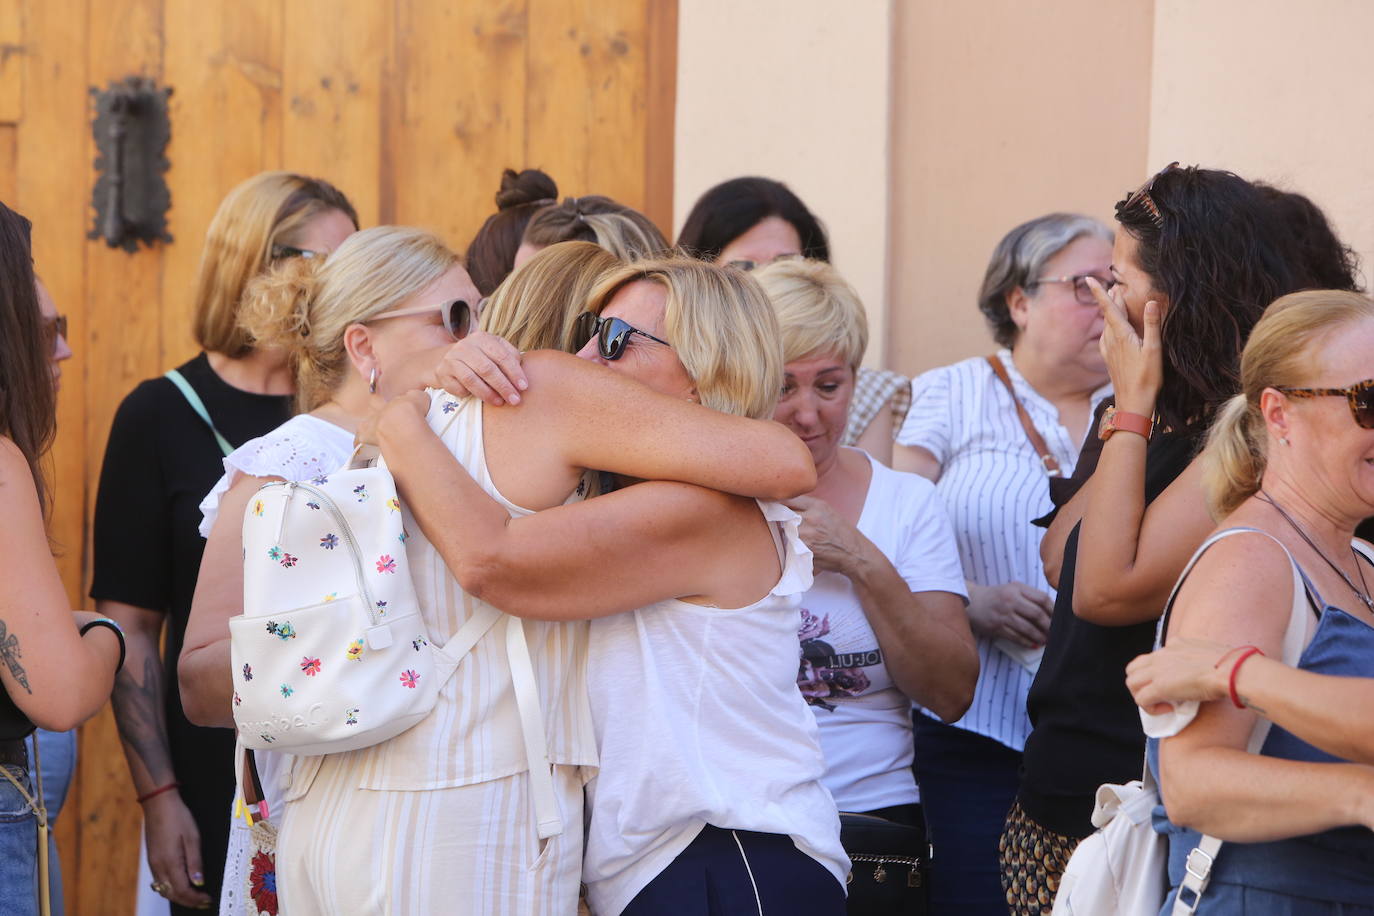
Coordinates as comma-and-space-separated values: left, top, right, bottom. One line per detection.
192, 171, 356, 358
480, 241, 621, 352
240, 226, 459, 412
585, 258, 784, 420
1204, 289, 1374, 516
752, 258, 868, 368
523, 197, 669, 263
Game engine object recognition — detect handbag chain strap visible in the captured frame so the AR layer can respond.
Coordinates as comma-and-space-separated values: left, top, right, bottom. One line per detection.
985, 355, 1062, 477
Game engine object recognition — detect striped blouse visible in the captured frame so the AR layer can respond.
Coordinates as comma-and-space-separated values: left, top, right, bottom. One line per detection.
896, 350, 1110, 751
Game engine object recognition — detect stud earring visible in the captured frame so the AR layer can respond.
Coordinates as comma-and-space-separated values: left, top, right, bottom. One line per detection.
1279, 436, 1291, 447
369, 367, 379, 395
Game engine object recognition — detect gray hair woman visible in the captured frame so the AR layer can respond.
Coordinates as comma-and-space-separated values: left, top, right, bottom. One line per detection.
892, 212, 1114, 913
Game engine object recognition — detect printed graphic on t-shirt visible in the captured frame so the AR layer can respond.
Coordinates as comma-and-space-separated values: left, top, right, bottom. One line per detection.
796, 607, 884, 712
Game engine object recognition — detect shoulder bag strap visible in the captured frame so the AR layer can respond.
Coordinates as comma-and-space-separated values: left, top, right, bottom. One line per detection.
1169, 529, 1310, 915
985, 355, 1062, 478
165, 369, 234, 458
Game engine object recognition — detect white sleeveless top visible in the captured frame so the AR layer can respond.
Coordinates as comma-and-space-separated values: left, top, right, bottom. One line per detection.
582, 501, 849, 915
343, 391, 597, 790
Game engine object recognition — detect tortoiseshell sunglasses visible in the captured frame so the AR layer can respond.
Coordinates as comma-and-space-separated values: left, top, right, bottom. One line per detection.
1277, 378, 1374, 429
1117, 161, 1181, 229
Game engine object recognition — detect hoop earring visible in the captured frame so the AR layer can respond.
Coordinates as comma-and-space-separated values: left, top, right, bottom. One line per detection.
368, 367, 379, 395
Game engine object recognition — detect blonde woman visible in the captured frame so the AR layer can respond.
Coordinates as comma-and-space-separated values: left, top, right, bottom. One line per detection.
368, 259, 847, 915
1133, 289, 1374, 913
512, 195, 669, 270
91, 171, 356, 913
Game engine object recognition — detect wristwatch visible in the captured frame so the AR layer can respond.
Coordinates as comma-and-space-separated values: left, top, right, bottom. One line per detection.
1098, 406, 1153, 442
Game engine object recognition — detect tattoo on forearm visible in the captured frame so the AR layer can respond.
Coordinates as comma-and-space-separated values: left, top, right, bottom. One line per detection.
0, 620, 31, 694
112, 652, 176, 786
1240, 694, 1269, 717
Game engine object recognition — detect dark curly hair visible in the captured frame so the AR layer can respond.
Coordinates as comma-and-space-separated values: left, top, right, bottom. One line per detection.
0, 201, 56, 514
1114, 165, 1307, 429
676, 176, 829, 263
464, 168, 558, 295
1255, 183, 1361, 293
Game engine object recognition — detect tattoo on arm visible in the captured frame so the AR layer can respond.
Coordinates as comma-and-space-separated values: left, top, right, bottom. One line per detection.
112, 652, 176, 787
0, 620, 31, 694
1240, 695, 1269, 717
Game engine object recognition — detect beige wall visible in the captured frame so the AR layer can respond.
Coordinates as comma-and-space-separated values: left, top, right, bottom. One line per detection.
674, 0, 893, 364
887, 0, 1155, 376
1148, 0, 1374, 291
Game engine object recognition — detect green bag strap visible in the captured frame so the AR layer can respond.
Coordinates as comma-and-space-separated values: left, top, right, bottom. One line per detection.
164, 369, 233, 458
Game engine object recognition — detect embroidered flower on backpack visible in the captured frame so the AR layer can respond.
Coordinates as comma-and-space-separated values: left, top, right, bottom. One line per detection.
233, 691, 242, 706
442, 400, 458, 414
376, 555, 397, 574
411, 635, 428, 651
399, 669, 420, 689
265, 621, 296, 641
398, 529, 409, 544
353, 484, 369, 502
280, 684, 294, 698
280, 553, 299, 569
301, 656, 321, 677
386, 497, 401, 512
310, 474, 329, 486
323, 593, 338, 603
306, 501, 320, 511
320, 533, 339, 550
344, 708, 359, 726
345, 639, 364, 661
248, 850, 277, 914
252, 500, 265, 517
242, 663, 253, 682
376, 599, 388, 614
267, 546, 282, 561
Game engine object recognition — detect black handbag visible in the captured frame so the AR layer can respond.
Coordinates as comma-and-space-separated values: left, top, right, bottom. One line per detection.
840, 812, 929, 916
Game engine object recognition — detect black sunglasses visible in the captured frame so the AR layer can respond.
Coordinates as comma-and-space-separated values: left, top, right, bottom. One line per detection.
371, 298, 481, 340
1277, 378, 1374, 429
574, 312, 671, 361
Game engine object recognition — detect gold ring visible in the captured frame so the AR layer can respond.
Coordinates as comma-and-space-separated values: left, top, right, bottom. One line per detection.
149, 881, 171, 897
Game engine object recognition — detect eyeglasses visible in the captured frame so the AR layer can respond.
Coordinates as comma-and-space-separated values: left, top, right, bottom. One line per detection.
724, 253, 802, 272
574, 312, 671, 361
370, 299, 482, 340
1027, 274, 1112, 306
1118, 161, 1181, 229
1276, 378, 1374, 429
43, 314, 68, 353
270, 244, 325, 261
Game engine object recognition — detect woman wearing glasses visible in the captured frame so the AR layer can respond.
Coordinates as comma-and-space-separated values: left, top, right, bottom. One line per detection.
361, 257, 845, 915
1125, 290, 1374, 913
90, 171, 357, 915
887, 213, 1113, 914
1001, 165, 1348, 914
678, 176, 909, 464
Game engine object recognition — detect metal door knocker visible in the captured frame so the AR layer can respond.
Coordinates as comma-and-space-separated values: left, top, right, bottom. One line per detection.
89, 76, 173, 251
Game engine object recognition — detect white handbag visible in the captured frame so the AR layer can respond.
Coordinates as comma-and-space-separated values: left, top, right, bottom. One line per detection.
1052, 527, 1312, 916
229, 453, 499, 756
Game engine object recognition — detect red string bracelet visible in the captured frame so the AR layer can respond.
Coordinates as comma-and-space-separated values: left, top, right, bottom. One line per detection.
136, 782, 180, 804
1227, 647, 1264, 710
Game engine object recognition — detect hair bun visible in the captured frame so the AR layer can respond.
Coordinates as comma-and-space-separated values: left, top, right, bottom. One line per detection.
239, 255, 324, 351
495, 168, 558, 210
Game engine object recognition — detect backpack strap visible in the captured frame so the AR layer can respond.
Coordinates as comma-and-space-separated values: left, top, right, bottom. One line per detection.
1167, 526, 1312, 915
165, 369, 234, 458
985, 355, 1062, 477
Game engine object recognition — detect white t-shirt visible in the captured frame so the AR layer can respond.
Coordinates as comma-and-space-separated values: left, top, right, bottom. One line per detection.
796, 451, 968, 811
583, 500, 849, 916
197, 413, 354, 916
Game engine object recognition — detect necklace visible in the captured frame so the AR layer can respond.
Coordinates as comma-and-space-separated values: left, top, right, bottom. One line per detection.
1258, 491, 1374, 614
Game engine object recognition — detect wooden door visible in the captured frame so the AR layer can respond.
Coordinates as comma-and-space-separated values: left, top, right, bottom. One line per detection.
3, 1, 676, 910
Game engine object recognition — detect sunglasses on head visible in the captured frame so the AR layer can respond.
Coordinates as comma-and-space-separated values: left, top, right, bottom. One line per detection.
573, 311, 671, 361
1118, 161, 1181, 229
371, 298, 482, 340
1277, 378, 1374, 429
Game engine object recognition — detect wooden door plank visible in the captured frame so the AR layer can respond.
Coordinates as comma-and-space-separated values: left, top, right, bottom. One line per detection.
642, 0, 676, 233
281, 0, 389, 227
0, 0, 23, 123
527, 0, 649, 215
80, 0, 166, 911
387, 0, 529, 248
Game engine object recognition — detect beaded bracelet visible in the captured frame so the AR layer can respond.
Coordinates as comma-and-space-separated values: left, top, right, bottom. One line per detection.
79, 617, 127, 675
1226, 646, 1264, 710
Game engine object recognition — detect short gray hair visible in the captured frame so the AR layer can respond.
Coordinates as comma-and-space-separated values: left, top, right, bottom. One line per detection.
977, 213, 1113, 347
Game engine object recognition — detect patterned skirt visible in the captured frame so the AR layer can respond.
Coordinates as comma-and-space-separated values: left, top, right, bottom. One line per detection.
998, 800, 1086, 916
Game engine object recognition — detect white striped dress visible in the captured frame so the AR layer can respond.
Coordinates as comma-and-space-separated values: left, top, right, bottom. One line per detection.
896, 351, 1109, 752
275, 393, 596, 916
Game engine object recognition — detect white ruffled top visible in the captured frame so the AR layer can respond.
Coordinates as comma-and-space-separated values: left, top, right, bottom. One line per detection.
198, 414, 355, 538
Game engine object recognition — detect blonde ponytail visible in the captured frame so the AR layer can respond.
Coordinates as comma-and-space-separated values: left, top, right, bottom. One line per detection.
1202, 393, 1264, 517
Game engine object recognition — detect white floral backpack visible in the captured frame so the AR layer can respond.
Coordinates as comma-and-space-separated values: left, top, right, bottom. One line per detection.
229, 450, 500, 755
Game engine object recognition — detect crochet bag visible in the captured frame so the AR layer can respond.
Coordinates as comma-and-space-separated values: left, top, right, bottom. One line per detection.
229, 453, 498, 756
1051, 527, 1311, 916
